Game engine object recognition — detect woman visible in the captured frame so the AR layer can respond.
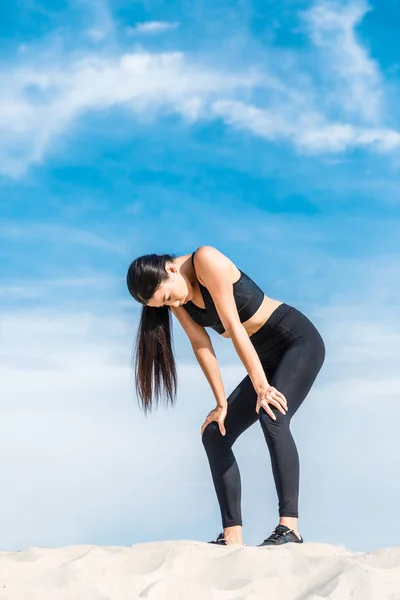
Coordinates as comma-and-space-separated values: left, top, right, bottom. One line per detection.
126, 245, 326, 546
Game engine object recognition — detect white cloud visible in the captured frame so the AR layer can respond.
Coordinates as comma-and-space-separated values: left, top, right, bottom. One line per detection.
304, 0, 382, 122
0, 276, 119, 299
0, 51, 259, 177
86, 27, 110, 42
0, 0, 399, 177
79, 0, 116, 42
129, 21, 180, 34
0, 221, 126, 253
212, 100, 400, 153
1, 283, 400, 551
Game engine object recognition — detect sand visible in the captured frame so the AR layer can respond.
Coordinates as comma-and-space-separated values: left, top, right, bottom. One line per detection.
0, 540, 399, 599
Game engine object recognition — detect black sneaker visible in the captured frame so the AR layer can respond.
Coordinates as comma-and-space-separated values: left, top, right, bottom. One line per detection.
208, 532, 227, 545
258, 524, 303, 546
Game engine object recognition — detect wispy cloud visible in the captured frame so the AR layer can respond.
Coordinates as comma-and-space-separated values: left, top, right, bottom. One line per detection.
0, 222, 126, 253
211, 0, 399, 153
77, 0, 116, 42
0, 0, 399, 178
304, 0, 382, 122
129, 21, 180, 34
0, 276, 119, 299
212, 100, 400, 153
0, 51, 259, 177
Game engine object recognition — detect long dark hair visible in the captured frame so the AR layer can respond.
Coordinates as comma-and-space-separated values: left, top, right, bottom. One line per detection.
126, 253, 178, 415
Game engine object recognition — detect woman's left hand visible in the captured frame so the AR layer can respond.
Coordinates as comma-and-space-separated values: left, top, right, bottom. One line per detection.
256, 386, 287, 420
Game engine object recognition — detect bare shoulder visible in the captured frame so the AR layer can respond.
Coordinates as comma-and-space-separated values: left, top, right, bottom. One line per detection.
194, 246, 236, 282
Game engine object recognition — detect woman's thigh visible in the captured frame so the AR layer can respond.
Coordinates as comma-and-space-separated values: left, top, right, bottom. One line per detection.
206, 306, 326, 439
268, 334, 325, 420
220, 374, 260, 444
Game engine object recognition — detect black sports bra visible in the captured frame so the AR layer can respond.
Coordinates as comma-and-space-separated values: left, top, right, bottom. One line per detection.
182, 251, 265, 334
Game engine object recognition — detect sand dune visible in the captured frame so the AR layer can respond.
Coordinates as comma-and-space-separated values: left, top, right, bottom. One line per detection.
0, 540, 399, 599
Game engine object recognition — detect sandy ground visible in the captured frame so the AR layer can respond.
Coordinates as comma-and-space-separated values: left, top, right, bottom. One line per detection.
0, 540, 399, 600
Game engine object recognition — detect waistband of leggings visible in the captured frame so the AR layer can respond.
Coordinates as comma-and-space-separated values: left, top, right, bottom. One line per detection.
250, 303, 293, 345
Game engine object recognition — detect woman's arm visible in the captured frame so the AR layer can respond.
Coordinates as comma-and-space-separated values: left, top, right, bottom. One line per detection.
192, 246, 270, 394
192, 341, 227, 408
170, 305, 227, 407
224, 322, 269, 394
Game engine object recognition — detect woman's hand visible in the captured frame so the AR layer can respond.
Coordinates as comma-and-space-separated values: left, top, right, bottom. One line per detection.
256, 386, 288, 420
201, 405, 228, 436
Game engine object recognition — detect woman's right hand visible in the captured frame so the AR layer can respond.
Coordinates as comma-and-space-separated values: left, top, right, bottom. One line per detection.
201, 405, 228, 436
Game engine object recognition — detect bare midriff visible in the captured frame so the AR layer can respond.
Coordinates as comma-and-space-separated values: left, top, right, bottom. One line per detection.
192, 263, 283, 339
221, 295, 283, 339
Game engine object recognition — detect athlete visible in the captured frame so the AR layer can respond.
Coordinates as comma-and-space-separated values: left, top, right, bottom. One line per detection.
126, 246, 326, 546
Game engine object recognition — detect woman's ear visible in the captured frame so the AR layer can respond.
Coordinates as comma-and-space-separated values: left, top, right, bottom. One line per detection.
166, 262, 178, 275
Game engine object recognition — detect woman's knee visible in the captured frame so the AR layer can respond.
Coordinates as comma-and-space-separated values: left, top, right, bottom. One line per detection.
258, 408, 291, 438
201, 421, 223, 449
309, 329, 326, 373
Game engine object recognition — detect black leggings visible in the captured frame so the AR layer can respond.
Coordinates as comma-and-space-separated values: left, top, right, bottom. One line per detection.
201, 303, 326, 528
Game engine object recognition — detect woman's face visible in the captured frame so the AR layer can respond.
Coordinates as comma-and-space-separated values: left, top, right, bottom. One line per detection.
147, 263, 190, 309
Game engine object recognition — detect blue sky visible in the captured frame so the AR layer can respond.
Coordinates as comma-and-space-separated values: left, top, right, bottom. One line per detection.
1, 0, 400, 553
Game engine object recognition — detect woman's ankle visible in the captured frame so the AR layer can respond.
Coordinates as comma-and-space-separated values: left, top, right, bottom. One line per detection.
223, 524, 243, 544
279, 516, 300, 536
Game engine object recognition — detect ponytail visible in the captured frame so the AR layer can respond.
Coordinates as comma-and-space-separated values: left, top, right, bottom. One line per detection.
126, 253, 178, 414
